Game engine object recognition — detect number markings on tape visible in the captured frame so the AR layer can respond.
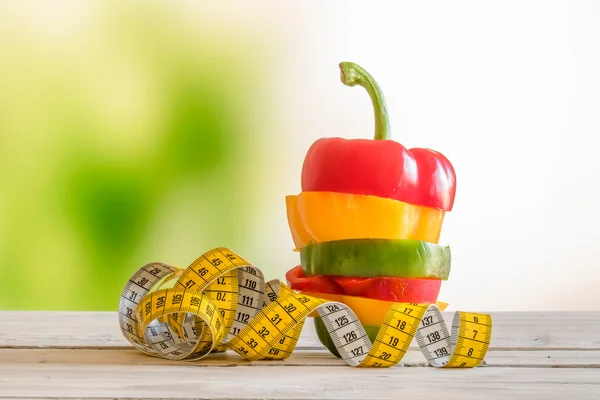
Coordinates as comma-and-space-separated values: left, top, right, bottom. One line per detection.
118, 247, 492, 367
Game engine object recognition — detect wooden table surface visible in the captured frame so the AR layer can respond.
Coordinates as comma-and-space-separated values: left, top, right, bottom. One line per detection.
0, 311, 599, 399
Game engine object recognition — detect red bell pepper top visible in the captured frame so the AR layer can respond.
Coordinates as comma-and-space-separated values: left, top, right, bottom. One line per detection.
300, 62, 456, 211
301, 139, 456, 211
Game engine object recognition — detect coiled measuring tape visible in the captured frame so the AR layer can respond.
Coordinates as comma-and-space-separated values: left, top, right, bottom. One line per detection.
118, 247, 492, 368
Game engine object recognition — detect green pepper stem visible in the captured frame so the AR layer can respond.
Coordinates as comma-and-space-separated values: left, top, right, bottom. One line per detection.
339, 62, 390, 140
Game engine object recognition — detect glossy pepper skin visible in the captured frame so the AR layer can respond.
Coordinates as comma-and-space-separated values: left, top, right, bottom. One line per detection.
301, 62, 456, 211
300, 238, 451, 280
285, 265, 441, 303
286, 191, 444, 249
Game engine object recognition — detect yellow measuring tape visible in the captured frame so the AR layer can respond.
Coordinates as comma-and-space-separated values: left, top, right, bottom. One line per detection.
118, 247, 492, 368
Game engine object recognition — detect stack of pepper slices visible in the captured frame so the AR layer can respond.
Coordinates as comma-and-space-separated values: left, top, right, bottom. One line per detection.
284, 62, 457, 357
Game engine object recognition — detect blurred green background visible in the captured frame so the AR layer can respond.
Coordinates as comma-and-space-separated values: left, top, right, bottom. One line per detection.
0, 1, 291, 310
6, 1, 597, 313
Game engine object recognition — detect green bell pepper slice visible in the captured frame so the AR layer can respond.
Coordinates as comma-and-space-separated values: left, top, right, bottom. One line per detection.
301, 238, 451, 280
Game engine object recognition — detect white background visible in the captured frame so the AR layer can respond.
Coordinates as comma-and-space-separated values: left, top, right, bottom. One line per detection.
236, 1, 600, 311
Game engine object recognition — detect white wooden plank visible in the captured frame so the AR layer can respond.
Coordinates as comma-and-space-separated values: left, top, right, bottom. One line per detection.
1, 311, 599, 350
1, 348, 599, 368
0, 311, 123, 348
0, 363, 598, 399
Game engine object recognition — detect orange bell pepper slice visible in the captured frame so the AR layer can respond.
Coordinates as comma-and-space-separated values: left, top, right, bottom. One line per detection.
299, 290, 448, 327
286, 192, 445, 250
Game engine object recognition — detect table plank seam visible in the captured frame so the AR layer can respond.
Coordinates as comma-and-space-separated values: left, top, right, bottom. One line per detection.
3, 345, 600, 351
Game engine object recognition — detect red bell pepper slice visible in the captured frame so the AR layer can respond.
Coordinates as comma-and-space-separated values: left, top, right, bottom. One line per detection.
285, 265, 441, 303
300, 62, 456, 211
330, 275, 441, 303
285, 265, 345, 295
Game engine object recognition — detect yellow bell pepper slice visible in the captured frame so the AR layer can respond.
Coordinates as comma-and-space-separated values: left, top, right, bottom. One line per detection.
299, 290, 448, 327
286, 191, 445, 250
